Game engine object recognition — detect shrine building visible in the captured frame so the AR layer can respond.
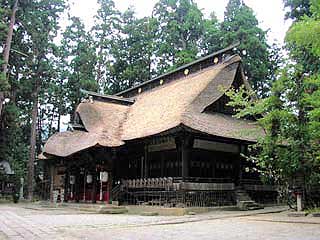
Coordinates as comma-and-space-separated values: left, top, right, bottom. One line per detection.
40, 44, 278, 208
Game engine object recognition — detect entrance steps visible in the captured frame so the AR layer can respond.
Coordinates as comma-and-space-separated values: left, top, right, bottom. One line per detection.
235, 189, 264, 211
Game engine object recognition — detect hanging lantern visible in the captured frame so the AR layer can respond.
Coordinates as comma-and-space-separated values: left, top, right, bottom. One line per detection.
100, 171, 108, 182
70, 175, 75, 185
86, 174, 92, 184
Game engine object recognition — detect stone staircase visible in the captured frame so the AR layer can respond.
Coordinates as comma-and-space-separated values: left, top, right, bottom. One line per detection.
235, 189, 264, 211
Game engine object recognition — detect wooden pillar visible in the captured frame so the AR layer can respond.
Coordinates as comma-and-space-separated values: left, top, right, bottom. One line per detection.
181, 141, 188, 179
91, 170, 97, 203
237, 144, 246, 186
160, 154, 164, 177
144, 145, 149, 178
212, 156, 216, 178
75, 168, 80, 203
49, 163, 54, 203
109, 149, 116, 202
64, 168, 69, 202
141, 156, 144, 178
176, 135, 194, 179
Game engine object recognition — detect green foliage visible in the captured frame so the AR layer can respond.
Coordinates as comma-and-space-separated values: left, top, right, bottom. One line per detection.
285, 0, 320, 76
107, 8, 156, 93
153, 0, 204, 73
0, 1, 10, 91
0, 103, 28, 178
92, 0, 119, 91
221, 0, 276, 96
225, 0, 320, 188
61, 16, 98, 114
286, 0, 320, 57
226, 67, 316, 185
284, 0, 311, 21
200, 12, 223, 54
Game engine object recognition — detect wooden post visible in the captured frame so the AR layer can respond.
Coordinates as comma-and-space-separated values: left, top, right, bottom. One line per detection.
144, 145, 149, 178
141, 156, 144, 178
238, 145, 245, 186
75, 168, 80, 203
176, 135, 193, 179
64, 168, 69, 202
83, 171, 86, 202
160, 153, 164, 177
49, 164, 54, 203
91, 170, 97, 203
181, 140, 188, 179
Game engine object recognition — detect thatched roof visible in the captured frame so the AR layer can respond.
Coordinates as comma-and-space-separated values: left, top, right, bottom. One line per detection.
43, 101, 129, 157
42, 51, 262, 158
121, 56, 238, 140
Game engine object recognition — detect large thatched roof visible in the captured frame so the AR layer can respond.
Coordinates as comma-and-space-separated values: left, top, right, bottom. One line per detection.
43, 101, 129, 157
42, 51, 263, 158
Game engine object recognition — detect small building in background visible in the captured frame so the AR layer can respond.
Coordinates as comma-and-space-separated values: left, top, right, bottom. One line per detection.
0, 160, 15, 195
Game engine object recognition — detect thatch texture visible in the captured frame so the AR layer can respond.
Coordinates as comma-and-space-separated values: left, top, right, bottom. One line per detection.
182, 112, 263, 142
121, 55, 242, 140
42, 101, 129, 157
42, 54, 262, 158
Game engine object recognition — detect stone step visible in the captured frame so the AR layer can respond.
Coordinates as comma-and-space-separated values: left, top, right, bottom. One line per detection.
58, 203, 127, 213
237, 201, 263, 211
140, 211, 159, 216
237, 198, 252, 201
99, 207, 128, 214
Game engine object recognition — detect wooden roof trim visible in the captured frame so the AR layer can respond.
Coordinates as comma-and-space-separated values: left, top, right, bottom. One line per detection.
115, 42, 240, 97
80, 89, 135, 105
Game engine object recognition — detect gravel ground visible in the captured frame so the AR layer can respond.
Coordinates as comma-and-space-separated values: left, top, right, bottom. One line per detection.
0, 204, 319, 240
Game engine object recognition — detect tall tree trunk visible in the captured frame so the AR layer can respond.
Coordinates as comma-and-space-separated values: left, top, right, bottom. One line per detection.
0, 0, 19, 118
96, 48, 103, 90
48, 107, 55, 136
27, 83, 39, 201
295, 75, 307, 210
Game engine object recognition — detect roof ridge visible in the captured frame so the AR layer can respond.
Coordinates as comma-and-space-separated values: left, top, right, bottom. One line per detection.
115, 42, 240, 97
80, 89, 135, 105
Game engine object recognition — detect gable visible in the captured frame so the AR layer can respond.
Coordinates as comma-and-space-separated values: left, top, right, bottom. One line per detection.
204, 64, 244, 115
188, 57, 240, 114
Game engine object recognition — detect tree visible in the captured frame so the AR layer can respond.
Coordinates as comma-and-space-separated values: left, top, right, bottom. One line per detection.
200, 12, 223, 55
153, 0, 204, 73
284, 0, 311, 21
108, 8, 156, 93
61, 17, 98, 115
0, 0, 18, 120
225, 0, 320, 208
18, 0, 66, 200
284, 0, 320, 76
221, 0, 275, 96
0, 102, 28, 179
92, 0, 119, 91
286, 0, 320, 169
